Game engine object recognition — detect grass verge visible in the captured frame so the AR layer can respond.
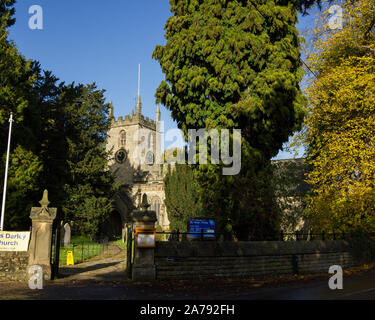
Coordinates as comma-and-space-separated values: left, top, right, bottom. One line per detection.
53, 236, 108, 266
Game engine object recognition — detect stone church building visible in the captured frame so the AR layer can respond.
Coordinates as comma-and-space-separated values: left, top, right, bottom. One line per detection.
104, 94, 170, 239
103, 94, 309, 240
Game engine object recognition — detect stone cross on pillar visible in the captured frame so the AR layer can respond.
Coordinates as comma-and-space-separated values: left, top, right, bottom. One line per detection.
28, 190, 57, 280
131, 194, 157, 281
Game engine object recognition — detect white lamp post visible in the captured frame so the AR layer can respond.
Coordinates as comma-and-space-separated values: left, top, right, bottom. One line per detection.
0, 112, 14, 231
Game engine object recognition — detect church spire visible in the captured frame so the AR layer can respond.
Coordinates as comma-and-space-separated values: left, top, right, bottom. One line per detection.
136, 64, 142, 118
136, 95, 142, 118
109, 100, 114, 120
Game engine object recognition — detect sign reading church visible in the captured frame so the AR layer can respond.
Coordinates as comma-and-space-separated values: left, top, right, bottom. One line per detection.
188, 218, 216, 239
0, 231, 30, 251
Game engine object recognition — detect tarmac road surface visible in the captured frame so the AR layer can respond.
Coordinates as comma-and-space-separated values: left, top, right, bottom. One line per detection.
1, 243, 375, 300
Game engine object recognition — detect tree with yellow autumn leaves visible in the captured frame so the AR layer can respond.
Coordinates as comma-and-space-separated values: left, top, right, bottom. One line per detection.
300, 0, 375, 233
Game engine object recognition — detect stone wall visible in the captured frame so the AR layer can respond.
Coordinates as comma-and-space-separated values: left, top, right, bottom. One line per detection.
155, 240, 353, 280
0, 251, 29, 281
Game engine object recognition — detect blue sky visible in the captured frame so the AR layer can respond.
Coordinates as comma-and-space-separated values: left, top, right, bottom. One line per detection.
9, 0, 318, 159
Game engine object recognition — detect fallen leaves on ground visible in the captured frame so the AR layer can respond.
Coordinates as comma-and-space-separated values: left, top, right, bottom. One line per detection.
129, 262, 375, 295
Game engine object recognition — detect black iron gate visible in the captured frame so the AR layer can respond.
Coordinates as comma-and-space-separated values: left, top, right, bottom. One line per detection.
126, 223, 134, 279
50, 219, 61, 280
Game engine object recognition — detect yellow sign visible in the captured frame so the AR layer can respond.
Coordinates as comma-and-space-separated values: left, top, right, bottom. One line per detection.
67, 251, 74, 266
0, 231, 30, 252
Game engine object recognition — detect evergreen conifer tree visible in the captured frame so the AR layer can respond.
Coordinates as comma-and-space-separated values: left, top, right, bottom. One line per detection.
153, 0, 306, 239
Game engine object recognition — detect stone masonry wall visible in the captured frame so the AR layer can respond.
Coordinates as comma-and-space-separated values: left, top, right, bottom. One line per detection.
0, 251, 29, 281
155, 240, 353, 280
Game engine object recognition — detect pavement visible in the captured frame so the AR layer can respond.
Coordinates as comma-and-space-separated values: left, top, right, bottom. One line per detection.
1, 243, 375, 300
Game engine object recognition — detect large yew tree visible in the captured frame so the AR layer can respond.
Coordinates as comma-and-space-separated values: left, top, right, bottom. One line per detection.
153, 0, 307, 239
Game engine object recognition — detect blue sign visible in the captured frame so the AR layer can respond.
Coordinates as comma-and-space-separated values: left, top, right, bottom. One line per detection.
188, 218, 215, 238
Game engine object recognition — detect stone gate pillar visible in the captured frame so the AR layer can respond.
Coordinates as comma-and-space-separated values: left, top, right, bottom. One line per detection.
28, 190, 57, 280
131, 194, 157, 281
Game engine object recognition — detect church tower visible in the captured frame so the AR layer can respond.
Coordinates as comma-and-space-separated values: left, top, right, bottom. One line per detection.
105, 72, 169, 235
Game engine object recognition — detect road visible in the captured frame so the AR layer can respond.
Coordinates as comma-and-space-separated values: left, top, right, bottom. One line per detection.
221, 271, 375, 300
1, 244, 375, 300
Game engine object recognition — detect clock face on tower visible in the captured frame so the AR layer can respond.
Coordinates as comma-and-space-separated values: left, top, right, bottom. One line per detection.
146, 151, 154, 166
115, 149, 127, 164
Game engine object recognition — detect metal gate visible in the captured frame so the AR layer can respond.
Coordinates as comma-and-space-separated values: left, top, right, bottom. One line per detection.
126, 223, 134, 279
50, 219, 61, 280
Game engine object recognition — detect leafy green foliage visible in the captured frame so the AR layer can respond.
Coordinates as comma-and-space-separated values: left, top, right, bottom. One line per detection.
163, 163, 202, 232
56, 235, 106, 265
298, 0, 375, 233
297, 0, 334, 16
194, 160, 282, 240
0, 0, 324, 236
0, 2, 42, 230
4, 146, 42, 230
0, 0, 15, 29
271, 159, 309, 233
59, 83, 119, 239
154, 0, 306, 239
31, 67, 67, 210
0, 2, 118, 237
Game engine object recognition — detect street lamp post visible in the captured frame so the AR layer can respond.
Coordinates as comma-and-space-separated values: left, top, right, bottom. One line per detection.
0, 112, 14, 231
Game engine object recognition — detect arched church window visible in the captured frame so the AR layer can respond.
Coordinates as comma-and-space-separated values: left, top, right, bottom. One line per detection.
146, 133, 154, 165
119, 130, 126, 147
152, 197, 161, 222
148, 132, 153, 149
